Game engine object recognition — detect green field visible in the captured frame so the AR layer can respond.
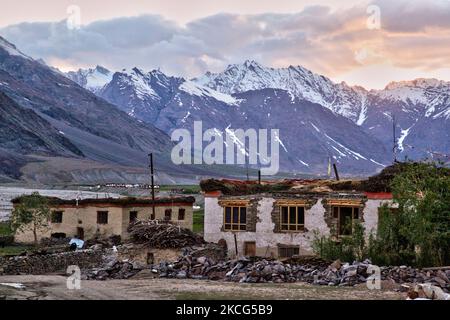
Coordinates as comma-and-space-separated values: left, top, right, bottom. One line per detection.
193, 209, 204, 234
159, 185, 201, 194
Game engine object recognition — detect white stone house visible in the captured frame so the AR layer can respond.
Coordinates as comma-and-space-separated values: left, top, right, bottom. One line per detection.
202, 180, 393, 259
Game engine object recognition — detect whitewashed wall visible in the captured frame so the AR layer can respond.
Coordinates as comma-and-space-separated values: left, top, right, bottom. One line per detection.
204, 196, 391, 258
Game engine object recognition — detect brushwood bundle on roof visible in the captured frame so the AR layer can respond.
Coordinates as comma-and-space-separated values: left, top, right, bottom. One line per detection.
11, 196, 196, 206
200, 179, 296, 195
201, 162, 450, 195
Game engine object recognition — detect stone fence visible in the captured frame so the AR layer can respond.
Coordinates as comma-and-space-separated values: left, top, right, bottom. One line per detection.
0, 249, 105, 275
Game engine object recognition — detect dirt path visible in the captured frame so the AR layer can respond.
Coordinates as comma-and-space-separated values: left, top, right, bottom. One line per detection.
0, 275, 405, 300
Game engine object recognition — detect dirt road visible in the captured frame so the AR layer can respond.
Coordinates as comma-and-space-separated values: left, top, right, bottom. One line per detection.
0, 275, 405, 300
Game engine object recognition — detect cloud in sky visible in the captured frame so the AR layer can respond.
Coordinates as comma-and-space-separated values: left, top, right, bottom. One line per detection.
1, 0, 450, 89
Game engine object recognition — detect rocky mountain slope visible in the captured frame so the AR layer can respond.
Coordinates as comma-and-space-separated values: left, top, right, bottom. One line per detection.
0, 36, 195, 184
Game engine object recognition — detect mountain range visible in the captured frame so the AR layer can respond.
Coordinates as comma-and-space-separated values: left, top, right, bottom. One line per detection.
0, 34, 448, 184
67, 60, 450, 175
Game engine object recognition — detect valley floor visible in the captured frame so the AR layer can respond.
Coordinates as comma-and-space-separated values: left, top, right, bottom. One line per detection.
0, 275, 404, 300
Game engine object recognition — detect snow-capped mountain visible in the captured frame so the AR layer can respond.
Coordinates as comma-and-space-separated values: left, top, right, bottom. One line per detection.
194, 61, 449, 161
99, 68, 239, 127
78, 65, 390, 174
66, 65, 113, 93
194, 60, 369, 124
64, 59, 449, 173
363, 79, 450, 160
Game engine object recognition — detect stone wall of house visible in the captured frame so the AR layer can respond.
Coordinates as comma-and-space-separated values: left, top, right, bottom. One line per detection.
122, 205, 193, 236
204, 195, 389, 258
0, 250, 104, 275
364, 199, 391, 236
14, 204, 194, 244
14, 206, 124, 243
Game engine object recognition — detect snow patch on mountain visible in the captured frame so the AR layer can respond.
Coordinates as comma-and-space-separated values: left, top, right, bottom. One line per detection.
66, 66, 113, 93
274, 131, 288, 153
356, 95, 368, 126
123, 68, 159, 100
298, 159, 310, 167
179, 81, 240, 105
398, 126, 413, 152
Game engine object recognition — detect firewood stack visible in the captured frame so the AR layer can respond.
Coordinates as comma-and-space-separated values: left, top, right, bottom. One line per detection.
128, 220, 204, 249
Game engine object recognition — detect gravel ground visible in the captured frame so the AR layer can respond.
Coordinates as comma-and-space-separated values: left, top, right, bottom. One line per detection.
0, 275, 405, 300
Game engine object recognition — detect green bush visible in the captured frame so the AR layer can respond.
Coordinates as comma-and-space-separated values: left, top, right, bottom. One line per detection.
314, 162, 449, 267
312, 220, 366, 262
0, 222, 13, 236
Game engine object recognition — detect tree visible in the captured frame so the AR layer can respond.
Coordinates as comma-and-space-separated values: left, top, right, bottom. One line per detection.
371, 162, 450, 267
11, 192, 51, 246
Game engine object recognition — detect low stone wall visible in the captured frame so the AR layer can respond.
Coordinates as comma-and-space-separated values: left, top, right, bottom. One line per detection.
0, 250, 105, 275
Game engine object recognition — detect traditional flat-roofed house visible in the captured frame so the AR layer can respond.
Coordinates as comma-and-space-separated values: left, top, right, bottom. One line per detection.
12, 196, 196, 243
201, 179, 393, 259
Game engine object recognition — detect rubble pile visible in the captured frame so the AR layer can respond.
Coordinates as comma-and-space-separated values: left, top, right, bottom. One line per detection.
84, 244, 226, 281
128, 221, 204, 249
84, 259, 142, 280
154, 255, 450, 292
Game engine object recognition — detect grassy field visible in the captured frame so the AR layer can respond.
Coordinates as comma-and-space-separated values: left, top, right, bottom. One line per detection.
159, 185, 201, 194
193, 209, 204, 234
0, 245, 32, 256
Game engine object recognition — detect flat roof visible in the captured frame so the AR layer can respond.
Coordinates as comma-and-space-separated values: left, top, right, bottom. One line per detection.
12, 196, 196, 207
200, 178, 367, 196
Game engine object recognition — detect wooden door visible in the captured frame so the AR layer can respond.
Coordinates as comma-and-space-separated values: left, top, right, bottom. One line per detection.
244, 241, 256, 257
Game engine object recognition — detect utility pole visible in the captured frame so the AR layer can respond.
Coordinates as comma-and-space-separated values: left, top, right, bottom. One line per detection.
149, 153, 156, 220
246, 155, 250, 181
333, 163, 340, 181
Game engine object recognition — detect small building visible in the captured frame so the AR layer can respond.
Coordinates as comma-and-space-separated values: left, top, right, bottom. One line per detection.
201, 179, 393, 259
12, 196, 196, 243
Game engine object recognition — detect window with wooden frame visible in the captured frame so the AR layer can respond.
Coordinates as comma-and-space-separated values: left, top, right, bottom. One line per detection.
178, 208, 186, 221
97, 211, 109, 225
278, 246, 300, 258
223, 206, 247, 231
280, 206, 305, 232
164, 209, 172, 221
332, 206, 360, 236
51, 211, 63, 224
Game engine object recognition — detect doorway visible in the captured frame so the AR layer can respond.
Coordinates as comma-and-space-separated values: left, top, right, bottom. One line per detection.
77, 227, 85, 240
244, 241, 256, 257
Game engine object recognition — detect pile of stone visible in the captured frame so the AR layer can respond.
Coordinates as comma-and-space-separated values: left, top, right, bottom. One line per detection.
84, 259, 142, 281
407, 283, 450, 300
84, 244, 226, 281
128, 221, 204, 249
153, 255, 450, 293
